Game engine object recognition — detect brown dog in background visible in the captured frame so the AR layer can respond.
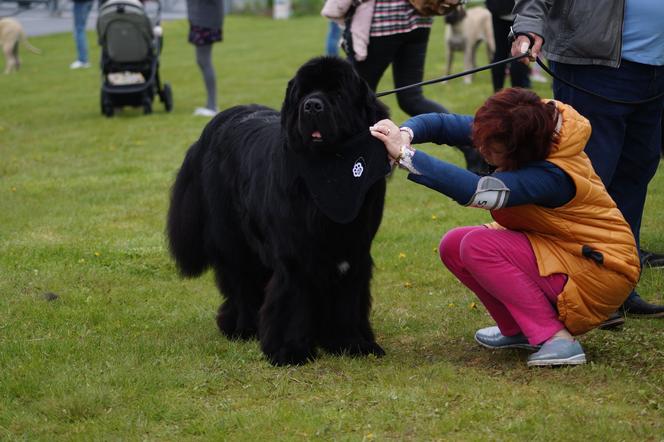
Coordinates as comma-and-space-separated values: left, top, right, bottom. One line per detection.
0, 17, 41, 74
445, 6, 495, 84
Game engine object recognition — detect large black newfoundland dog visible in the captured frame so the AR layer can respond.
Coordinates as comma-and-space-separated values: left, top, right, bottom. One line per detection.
167, 57, 390, 366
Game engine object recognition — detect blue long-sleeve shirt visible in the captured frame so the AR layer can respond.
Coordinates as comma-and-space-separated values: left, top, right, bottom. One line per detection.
402, 113, 576, 208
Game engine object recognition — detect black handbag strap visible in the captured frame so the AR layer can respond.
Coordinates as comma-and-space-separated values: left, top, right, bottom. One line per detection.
341, 1, 360, 61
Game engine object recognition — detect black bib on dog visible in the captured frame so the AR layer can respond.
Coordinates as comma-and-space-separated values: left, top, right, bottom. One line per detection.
292, 131, 391, 224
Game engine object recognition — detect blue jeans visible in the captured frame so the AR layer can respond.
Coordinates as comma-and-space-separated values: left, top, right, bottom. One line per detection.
551, 59, 664, 301
325, 21, 341, 56
73, 0, 93, 63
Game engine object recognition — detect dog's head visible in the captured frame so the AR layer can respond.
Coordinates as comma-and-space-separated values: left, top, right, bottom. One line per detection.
281, 56, 389, 153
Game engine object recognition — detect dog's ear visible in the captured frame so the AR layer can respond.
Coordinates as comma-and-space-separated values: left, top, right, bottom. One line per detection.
281, 78, 304, 152
281, 78, 296, 124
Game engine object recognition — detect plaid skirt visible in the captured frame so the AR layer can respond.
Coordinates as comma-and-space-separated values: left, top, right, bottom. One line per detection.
188, 24, 223, 46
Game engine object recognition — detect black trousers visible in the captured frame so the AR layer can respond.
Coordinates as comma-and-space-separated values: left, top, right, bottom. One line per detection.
353, 27, 494, 174
490, 15, 530, 91
353, 28, 449, 116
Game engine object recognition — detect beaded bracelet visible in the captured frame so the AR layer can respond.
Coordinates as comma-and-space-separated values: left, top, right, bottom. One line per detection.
399, 127, 414, 143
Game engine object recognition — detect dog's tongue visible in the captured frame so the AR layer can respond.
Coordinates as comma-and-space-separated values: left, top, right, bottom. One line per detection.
312, 131, 322, 139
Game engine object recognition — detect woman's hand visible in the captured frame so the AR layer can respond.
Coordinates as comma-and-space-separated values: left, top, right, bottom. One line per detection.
370, 119, 410, 162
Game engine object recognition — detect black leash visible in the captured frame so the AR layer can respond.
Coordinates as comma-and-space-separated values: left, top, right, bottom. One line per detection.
377, 46, 664, 106
375, 52, 529, 97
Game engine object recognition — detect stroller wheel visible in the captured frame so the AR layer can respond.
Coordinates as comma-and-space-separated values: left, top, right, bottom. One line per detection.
161, 83, 173, 112
101, 90, 114, 117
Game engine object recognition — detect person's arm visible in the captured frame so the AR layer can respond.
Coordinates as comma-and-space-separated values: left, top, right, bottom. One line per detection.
400, 113, 474, 147
370, 114, 473, 168
406, 153, 574, 209
369, 120, 575, 208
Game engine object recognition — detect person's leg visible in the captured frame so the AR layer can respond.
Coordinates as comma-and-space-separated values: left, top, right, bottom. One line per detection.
639, 109, 664, 268
612, 63, 664, 313
509, 59, 531, 88
73, 0, 92, 63
195, 44, 217, 111
605, 64, 664, 247
439, 226, 522, 336
353, 34, 400, 92
359, 29, 484, 172
552, 61, 664, 315
393, 28, 488, 171
391, 27, 495, 173
325, 21, 341, 56
457, 228, 567, 345
490, 16, 510, 92
551, 61, 663, 241
391, 28, 449, 116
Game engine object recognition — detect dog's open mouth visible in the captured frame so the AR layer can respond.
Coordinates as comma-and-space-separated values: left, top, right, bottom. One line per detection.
311, 130, 323, 142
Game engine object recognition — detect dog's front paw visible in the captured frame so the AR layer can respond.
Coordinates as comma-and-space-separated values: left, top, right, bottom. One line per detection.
323, 339, 386, 358
262, 340, 317, 366
366, 341, 386, 357
217, 302, 258, 340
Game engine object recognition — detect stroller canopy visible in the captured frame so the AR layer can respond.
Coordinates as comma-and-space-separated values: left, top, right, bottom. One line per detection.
98, 0, 154, 63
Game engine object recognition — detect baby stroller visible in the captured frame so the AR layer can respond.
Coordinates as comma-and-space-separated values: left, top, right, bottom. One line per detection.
97, 0, 173, 116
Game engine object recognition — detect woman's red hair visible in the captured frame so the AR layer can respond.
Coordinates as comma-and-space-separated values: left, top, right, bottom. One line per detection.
471, 88, 559, 171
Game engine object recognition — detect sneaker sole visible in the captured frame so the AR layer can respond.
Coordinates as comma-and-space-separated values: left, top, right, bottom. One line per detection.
624, 311, 664, 318
643, 263, 664, 268
527, 353, 587, 367
597, 317, 625, 330
474, 335, 541, 351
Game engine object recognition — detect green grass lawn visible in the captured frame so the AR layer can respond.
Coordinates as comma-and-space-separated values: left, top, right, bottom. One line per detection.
1, 15, 663, 441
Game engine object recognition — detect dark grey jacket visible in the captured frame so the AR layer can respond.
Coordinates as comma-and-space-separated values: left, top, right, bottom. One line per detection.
512, 0, 625, 67
186, 0, 224, 30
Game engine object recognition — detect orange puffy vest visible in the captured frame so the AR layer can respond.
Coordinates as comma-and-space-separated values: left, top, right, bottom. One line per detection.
490, 101, 640, 335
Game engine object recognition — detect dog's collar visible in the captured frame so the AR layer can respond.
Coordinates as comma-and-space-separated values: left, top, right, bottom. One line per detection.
291, 131, 391, 224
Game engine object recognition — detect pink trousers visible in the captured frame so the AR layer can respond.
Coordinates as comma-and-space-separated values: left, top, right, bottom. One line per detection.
439, 226, 567, 345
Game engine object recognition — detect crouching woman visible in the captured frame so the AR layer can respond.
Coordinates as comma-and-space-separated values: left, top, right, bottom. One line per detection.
370, 88, 640, 367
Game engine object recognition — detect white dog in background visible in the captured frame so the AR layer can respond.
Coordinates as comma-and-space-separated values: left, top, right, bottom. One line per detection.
445, 6, 495, 84
0, 17, 41, 74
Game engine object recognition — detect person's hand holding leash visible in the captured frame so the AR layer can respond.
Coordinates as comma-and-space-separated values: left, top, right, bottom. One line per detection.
510, 32, 543, 64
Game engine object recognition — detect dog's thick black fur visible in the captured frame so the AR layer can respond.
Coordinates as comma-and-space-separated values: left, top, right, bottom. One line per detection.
167, 57, 389, 366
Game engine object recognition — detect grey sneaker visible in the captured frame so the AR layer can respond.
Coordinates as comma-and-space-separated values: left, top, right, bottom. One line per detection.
527, 338, 586, 367
474, 326, 541, 351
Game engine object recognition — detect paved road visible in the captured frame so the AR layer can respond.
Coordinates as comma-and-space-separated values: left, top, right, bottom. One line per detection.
1, 0, 187, 36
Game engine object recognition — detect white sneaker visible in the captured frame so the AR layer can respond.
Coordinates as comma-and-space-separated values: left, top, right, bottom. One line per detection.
530, 73, 548, 83
70, 60, 91, 69
193, 107, 217, 117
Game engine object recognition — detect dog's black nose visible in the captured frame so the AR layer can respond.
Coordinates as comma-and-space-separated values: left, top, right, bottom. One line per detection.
303, 97, 324, 114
